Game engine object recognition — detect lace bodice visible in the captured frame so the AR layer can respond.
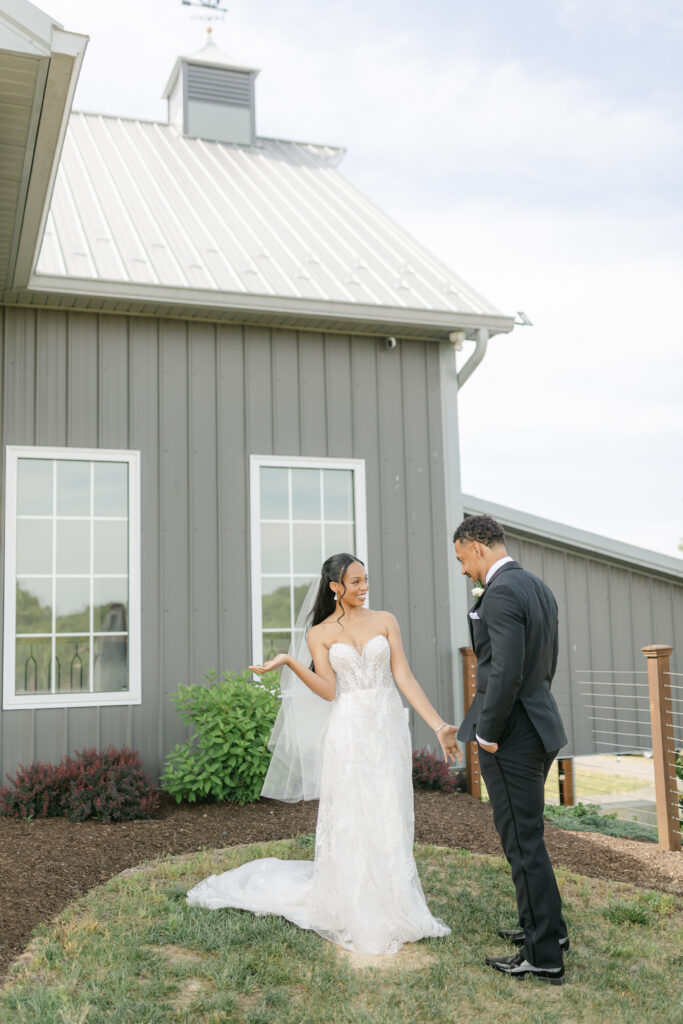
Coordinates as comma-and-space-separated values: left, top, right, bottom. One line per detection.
328, 634, 395, 694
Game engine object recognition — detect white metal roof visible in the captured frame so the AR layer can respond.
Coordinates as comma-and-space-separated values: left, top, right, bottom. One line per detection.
28, 111, 513, 338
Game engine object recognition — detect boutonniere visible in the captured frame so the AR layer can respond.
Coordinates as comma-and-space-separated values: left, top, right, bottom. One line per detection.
471, 582, 486, 599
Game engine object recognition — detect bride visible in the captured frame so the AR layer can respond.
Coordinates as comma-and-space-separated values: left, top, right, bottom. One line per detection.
187, 552, 462, 955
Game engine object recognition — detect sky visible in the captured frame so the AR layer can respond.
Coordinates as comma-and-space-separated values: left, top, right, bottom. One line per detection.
44, 0, 683, 559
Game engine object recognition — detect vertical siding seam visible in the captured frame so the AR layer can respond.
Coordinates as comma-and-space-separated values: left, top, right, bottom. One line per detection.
242, 325, 252, 658
186, 323, 194, 683
215, 325, 223, 669
157, 321, 165, 765
398, 341, 415, 734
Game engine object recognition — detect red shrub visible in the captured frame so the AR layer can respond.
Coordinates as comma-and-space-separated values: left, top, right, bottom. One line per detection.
412, 747, 465, 793
0, 747, 159, 823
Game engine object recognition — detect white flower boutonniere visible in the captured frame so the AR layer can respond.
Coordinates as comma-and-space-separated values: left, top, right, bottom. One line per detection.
471, 583, 485, 599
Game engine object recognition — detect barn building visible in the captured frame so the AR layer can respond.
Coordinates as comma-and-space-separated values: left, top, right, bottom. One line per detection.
1, 2, 681, 783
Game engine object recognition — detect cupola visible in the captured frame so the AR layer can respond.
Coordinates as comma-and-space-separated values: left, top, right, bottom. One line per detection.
162, 29, 259, 145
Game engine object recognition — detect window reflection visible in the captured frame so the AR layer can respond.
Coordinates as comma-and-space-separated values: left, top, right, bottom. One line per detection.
16, 520, 52, 574
94, 521, 128, 574
57, 461, 90, 516
261, 522, 289, 573
291, 469, 320, 520
261, 631, 290, 660
292, 523, 322, 574
15, 638, 51, 693
17, 459, 52, 515
324, 470, 354, 520
94, 635, 128, 691
94, 462, 128, 517
55, 578, 90, 633
56, 520, 90, 574
262, 577, 291, 629
324, 523, 355, 558
55, 637, 90, 692
93, 579, 129, 631
260, 467, 289, 519
16, 579, 52, 634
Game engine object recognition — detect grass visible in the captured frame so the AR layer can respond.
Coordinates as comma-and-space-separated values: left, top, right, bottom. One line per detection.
1, 837, 681, 1024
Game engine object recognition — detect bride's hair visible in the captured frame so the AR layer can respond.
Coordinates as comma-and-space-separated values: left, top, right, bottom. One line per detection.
310, 552, 364, 630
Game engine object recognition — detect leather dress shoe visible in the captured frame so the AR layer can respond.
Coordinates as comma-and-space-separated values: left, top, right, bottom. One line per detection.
498, 928, 570, 953
485, 950, 565, 985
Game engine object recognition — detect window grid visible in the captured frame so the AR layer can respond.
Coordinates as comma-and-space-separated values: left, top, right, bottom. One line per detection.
3, 446, 141, 711
250, 456, 367, 666
13, 460, 129, 697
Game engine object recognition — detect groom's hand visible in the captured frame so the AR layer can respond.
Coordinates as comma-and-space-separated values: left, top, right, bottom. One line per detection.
436, 724, 463, 764
476, 737, 499, 753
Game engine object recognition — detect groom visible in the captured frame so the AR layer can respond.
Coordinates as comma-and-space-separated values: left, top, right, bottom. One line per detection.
452, 514, 568, 984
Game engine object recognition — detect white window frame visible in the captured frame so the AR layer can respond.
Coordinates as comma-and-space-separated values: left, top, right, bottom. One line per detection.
249, 455, 368, 666
3, 445, 142, 710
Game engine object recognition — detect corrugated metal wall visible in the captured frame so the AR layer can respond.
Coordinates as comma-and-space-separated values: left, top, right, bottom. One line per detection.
500, 532, 683, 755
0, 306, 455, 782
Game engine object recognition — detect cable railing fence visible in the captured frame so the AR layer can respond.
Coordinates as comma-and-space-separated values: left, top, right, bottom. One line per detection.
460, 644, 682, 852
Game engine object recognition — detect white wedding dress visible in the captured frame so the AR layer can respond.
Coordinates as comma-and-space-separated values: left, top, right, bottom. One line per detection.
186, 634, 450, 955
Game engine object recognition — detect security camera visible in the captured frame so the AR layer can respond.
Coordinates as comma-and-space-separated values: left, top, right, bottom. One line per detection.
384, 337, 397, 350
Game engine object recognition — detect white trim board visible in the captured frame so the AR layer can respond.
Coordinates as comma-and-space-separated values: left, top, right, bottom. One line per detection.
3, 445, 142, 710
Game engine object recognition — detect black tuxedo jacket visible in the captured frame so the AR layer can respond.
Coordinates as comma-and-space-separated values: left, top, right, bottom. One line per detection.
458, 560, 567, 753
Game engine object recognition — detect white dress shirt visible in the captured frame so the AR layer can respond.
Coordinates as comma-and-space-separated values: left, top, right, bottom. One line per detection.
476, 555, 515, 748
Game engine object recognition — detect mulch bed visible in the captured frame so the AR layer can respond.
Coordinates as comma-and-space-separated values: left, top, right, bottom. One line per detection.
1, 791, 681, 984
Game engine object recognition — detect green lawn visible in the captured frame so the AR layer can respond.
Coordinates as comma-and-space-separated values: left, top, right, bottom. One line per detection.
1, 838, 680, 1024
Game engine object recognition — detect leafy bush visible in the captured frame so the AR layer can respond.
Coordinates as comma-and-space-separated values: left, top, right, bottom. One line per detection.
412, 747, 465, 793
0, 747, 159, 823
160, 669, 281, 805
543, 801, 656, 842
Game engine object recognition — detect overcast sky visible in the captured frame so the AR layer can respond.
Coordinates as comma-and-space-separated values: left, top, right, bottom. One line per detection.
44, 0, 683, 559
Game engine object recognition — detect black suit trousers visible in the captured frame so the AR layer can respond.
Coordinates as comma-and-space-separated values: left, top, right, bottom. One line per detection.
478, 703, 566, 969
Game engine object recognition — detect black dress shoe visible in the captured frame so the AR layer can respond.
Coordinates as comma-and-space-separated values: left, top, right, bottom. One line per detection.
497, 928, 570, 954
486, 950, 565, 985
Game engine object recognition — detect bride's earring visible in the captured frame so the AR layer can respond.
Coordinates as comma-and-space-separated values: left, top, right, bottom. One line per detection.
334, 593, 338, 602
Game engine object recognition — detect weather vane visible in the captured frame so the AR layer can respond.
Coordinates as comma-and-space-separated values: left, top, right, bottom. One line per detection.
181, 0, 228, 19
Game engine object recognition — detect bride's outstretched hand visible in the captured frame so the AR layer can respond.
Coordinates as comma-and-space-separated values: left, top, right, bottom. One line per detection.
249, 654, 289, 674
437, 724, 463, 764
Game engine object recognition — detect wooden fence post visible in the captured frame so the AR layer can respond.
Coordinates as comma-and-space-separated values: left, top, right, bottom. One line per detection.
642, 644, 681, 853
558, 758, 575, 806
460, 647, 481, 800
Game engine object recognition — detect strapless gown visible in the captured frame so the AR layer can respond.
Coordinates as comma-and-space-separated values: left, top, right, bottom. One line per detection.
186, 634, 450, 954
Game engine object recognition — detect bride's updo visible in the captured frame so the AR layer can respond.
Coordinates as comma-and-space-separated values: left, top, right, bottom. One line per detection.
310, 552, 364, 628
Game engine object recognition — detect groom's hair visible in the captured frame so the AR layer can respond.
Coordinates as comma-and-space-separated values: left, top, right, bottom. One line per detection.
453, 515, 505, 548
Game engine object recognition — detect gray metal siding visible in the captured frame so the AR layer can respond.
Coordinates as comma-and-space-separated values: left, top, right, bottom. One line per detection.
0, 307, 455, 782
501, 533, 683, 755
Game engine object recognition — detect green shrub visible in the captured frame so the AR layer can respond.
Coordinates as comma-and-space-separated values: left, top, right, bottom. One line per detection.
544, 801, 656, 842
160, 669, 281, 805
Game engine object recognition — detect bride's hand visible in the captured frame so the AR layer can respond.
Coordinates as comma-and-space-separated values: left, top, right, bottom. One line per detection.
436, 724, 463, 764
248, 654, 290, 674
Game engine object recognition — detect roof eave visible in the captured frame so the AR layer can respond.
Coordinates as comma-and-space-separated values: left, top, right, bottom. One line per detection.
9, 26, 88, 290
12, 274, 516, 340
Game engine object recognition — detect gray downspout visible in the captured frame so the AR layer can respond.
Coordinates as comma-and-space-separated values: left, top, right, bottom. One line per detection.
440, 324, 491, 732
456, 326, 489, 389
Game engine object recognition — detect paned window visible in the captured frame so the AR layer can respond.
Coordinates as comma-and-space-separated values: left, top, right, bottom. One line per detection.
3, 447, 141, 709
250, 456, 367, 664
